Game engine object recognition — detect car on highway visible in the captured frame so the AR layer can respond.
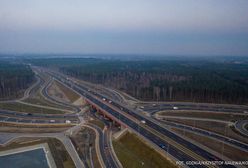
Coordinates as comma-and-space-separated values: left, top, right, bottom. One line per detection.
65, 120, 71, 124
141, 120, 146, 124
159, 144, 166, 149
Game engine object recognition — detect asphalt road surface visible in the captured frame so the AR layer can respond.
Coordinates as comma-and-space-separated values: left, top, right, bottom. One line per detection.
235, 120, 248, 137
141, 103, 248, 114
0, 109, 79, 124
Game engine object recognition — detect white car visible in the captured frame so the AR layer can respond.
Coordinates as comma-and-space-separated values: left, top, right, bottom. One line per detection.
65, 120, 71, 124
141, 120, 146, 124
173, 106, 179, 110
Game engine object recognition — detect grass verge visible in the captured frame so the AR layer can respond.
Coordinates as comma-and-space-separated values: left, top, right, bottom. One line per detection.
113, 132, 177, 168
55, 81, 80, 102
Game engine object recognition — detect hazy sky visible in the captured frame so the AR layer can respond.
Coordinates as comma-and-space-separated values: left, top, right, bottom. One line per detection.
0, 0, 248, 56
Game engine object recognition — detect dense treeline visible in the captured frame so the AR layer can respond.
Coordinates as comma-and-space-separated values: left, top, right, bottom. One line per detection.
0, 61, 34, 99
28, 58, 248, 104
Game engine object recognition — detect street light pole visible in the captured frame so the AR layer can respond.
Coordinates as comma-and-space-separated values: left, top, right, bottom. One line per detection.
138, 123, 140, 136
167, 143, 169, 157
221, 125, 227, 160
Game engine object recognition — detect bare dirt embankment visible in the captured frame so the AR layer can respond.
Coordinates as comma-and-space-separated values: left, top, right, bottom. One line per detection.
48, 81, 80, 103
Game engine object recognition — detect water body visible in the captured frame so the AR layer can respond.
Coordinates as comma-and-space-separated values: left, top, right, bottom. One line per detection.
0, 148, 49, 168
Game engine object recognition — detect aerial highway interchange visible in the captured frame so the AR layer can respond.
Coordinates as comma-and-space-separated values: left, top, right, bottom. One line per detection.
0, 65, 247, 168
46, 67, 248, 167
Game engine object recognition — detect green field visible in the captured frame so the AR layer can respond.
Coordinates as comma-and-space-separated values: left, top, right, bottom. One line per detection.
113, 132, 177, 168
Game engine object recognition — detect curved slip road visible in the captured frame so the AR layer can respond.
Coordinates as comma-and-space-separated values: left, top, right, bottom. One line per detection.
235, 120, 248, 137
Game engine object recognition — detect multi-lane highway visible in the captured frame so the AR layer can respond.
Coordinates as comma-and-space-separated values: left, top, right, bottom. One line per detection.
0, 109, 79, 124
154, 118, 248, 152
88, 123, 119, 168
46, 69, 238, 168
91, 109, 123, 168
140, 103, 248, 115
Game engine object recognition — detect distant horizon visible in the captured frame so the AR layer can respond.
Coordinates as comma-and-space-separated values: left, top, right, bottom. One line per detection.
1, 0, 247, 56
1, 52, 248, 56
1, 53, 248, 60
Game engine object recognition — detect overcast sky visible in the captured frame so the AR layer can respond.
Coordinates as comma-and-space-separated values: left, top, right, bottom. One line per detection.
0, 0, 248, 56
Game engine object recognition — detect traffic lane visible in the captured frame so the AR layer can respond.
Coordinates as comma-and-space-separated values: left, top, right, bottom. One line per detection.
142, 103, 248, 111
0, 113, 79, 124
29, 74, 45, 96
6, 117, 18, 122
91, 110, 123, 168
143, 107, 246, 114
0, 109, 78, 120
0, 115, 78, 124
103, 130, 120, 168
88, 124, 117, 168
141, 104, 247, 114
